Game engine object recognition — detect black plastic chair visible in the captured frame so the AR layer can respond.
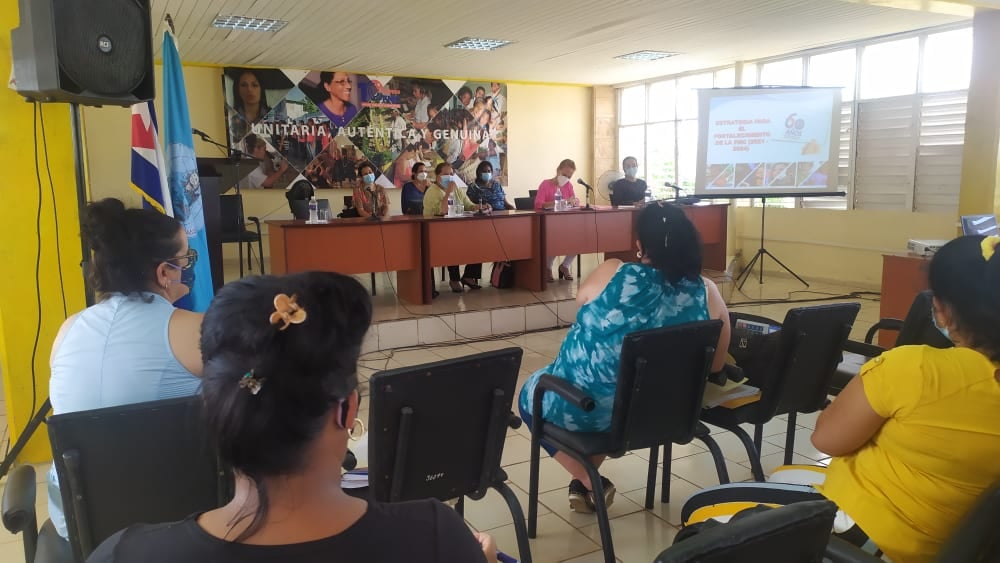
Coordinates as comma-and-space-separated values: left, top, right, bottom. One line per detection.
220, 193, 264, 278
656, 500, 838, 562
702, 303, 860, 473
527, 321, 726, 563
832, 290, 952, 394
514, 197, 534, 211
528, 189, 538, 199
1, 397, 231, 563
368, 348, 532, 563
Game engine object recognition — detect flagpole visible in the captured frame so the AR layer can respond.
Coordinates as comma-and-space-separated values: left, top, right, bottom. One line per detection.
70, 103, 95, 306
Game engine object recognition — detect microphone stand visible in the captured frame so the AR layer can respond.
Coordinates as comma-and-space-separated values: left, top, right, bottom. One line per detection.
194, 130, 255, 277
475, 192, 486, 216
584, 184, 593, 210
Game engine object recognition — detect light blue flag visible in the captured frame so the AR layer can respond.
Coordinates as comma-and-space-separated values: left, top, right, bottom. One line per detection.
162, 30, 214, 312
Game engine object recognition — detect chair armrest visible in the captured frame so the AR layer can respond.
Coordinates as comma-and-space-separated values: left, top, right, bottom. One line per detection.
823, 536, 883, 562
507, 412, 523, 429
843, 340, 886, 358
2, 464, 38, 534
246, 216, 262, 230
863, 318, 903, 344
534, 374, 596, 413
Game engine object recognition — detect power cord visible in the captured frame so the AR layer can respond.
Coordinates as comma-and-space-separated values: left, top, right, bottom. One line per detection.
38, 103, 69, 319
28, 103, 44, 421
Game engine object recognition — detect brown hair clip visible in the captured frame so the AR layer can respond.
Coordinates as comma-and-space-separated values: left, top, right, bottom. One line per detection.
269, 293, 307, 331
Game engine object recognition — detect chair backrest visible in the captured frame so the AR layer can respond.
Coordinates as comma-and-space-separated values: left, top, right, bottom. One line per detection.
606, 321, 723, 454
343, 195, 353, 209
367, 348, 523, 503
655, 500, 837, 563
528, 189, 538, 199
218, 194, 245, 234
514, 197, 534, 211
896, 290, 953, 349
936, 481, 1000, 562
48, 397, 229, 562
773, 303, 860, 416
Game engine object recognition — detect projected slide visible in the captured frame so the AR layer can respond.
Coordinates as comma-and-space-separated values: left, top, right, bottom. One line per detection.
695, 88, 840, 196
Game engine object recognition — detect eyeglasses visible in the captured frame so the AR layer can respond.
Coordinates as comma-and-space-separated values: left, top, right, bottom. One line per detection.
164, 248, 198, 270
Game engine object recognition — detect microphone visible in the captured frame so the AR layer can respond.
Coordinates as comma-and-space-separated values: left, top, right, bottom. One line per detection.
665, 181, 681, 200
577, 178, 593, 210
191, 127, 210, 140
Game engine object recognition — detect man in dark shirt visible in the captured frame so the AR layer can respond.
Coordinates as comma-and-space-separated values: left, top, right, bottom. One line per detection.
609, 156, 648, 206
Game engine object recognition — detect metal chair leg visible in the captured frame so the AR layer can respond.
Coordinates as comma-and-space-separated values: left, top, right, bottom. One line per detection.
527, 433, 541, 538
494, 481, 533, 563
256, 236, 265, 274
584, 461, 616, 563
784, 412, 797, 466
577, 254, 582, 279
455, 496, 465, 517
729, 425, 765, 481
370, 272, 376, 296
237, 240, 245, 278
753, 423, 763, 456
697, 435, 731, 485
645, 444, 659, 509
661, 442, 673, 504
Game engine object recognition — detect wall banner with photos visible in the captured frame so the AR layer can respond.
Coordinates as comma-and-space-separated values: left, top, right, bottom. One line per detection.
223, 67, 509, 191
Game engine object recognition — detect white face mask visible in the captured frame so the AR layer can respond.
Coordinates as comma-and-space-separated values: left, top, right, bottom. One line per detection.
416, 172, 428, 181
557, 175, 570, 186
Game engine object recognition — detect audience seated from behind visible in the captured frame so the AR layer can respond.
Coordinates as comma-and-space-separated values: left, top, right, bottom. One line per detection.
401, 161, 430, 215
466, 161, 513, 212
517, 202, 731, 513
87, 271, 496, 563
49, 198, 203, 540
423, 162, 490, 293
683, 234, 1000, 563
352, 161, 390, 219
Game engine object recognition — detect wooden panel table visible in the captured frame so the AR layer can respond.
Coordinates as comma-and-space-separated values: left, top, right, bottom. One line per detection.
423, 211, 543, 303
879, 253, 931, 347
599, 203, 730, 273
267, 217, 425, 304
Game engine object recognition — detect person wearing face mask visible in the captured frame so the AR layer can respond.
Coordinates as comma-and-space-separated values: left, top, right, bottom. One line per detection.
401, 161, 430, 215
682, 235, 1000, 563
534, 159, 580, 281
609, 156, 648, 207
423, 162, 490, 293
47, 198, 204, 541
466, 161, 513, 212
352, 162, 390, 219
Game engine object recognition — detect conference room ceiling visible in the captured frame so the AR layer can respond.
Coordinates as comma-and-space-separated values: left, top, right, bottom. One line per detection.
150, 0, 969, 85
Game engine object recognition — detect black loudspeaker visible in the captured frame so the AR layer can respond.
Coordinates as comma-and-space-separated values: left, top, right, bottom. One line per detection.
11, 0, 154, 107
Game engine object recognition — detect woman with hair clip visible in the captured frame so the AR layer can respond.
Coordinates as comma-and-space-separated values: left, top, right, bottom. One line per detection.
682, 235, 1000, 563
352, 161, 390, 219
87, 271, 497, 563
49, 198, 203, 540
517, 202, 732, 514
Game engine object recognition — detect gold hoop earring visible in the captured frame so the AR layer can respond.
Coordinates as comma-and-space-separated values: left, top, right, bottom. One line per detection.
636, 250, 643, 259
348, 418, 366, 441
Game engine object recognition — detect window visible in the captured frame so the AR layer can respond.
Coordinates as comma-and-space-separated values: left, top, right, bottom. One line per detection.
760, 58, 803, 86
922, 28, 972, 93
619, 85, 646, 125
615, 25, 971, 213
860, 38, 919, 99
808, 49, 856, 101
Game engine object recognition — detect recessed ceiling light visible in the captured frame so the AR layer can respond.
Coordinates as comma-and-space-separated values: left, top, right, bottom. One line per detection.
445, 37, 513, 51
615, 50, 680, 61
212, 14, 288, 32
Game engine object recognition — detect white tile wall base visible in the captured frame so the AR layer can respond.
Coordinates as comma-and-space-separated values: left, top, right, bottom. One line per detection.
370, 300, 575, 352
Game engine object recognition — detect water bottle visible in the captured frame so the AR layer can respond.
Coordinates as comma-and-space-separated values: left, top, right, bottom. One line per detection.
446, 192, 455, 216
644, 188, 653, 204
308, 196, 318, 223
553, 188, 563, 212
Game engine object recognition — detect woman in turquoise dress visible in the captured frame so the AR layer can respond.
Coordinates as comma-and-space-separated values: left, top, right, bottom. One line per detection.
518, 202, 731, 513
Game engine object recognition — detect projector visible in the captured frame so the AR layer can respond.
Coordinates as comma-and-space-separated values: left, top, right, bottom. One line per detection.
907, 239, 949, 255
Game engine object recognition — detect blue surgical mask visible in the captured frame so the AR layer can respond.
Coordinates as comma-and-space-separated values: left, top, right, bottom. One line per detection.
625, 166, 638, 178
363, 173, 375, 184
931, 305, 952, 342
439, 175, 451, 185
480, 172, 493, 182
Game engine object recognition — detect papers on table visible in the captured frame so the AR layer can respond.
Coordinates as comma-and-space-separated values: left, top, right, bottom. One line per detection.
702, 378, 761, 409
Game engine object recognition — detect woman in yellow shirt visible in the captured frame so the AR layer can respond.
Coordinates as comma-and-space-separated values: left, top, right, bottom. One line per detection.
682, 235, 1000, 562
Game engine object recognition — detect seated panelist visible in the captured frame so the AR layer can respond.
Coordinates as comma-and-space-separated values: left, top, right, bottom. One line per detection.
609, 156, 648, 206
423, 163, 490, 294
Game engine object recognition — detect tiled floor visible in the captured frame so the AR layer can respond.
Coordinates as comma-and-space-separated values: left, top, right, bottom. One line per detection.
0, 266, 876, 562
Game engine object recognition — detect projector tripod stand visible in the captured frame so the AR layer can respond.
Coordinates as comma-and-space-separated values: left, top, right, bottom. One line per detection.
735, 196, 809, 290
